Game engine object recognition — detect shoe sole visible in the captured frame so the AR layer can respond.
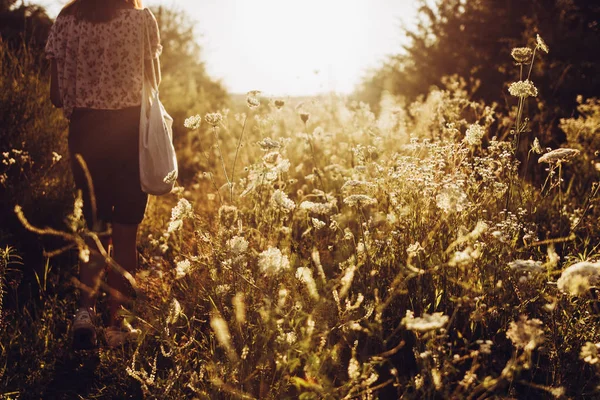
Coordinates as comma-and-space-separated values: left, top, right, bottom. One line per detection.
73, 328, 97, 350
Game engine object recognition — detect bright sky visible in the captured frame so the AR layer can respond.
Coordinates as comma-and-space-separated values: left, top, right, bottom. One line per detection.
41, 0, 416, 96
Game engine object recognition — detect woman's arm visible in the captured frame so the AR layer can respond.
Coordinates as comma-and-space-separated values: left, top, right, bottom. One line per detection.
144, 56, 162, 88
50, 59, 63, 108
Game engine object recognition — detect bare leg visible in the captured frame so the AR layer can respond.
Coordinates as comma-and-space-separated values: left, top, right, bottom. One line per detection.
79, 236, 110, 310
107, 222, 139, 327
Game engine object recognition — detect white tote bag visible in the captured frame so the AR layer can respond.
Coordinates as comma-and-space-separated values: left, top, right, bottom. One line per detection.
139, 9, 177, 195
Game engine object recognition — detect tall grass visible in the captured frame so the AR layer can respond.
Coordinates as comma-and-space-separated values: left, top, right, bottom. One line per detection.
3, 34, 600, 399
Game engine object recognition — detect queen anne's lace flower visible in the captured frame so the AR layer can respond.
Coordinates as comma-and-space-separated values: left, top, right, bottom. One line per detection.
343, 194, 377, 207
270, 190, 296, 212
227, 236, 249, 256
557, 261, 600, 296
204, 112, 223, 127
506, 315, 545, 351
538, 148, 580, 164
508, 80, 538, 98
508, 259, 544, 274
184, 114, 201, 130
511, 47, 533, 63
402, 311, 449, 332
258, 247, 290, 276
464, 123, 485, 146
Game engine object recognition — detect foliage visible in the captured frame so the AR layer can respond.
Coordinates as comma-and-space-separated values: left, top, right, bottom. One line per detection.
356, 0, 600, 146
3, 36, 600, 398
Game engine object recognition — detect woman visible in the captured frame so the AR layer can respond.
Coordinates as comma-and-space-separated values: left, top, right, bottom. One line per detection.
45, 0, 162, 349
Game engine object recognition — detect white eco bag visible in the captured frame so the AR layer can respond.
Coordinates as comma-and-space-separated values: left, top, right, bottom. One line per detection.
139, 8, 177, 195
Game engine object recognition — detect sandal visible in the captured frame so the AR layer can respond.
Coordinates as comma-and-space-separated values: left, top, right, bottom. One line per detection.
105, 324, 140, 348
72, 307, 97, 350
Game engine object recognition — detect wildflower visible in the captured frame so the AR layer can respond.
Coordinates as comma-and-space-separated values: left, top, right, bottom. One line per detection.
168, 198, 193, 233
270, 189, 296, 212
51, 152, 62, 163
343, 194, 377, 207
184, 114, 202, 130
449, 246, 481, 267
218, 204, 239, 228
258, 247, 291, 276
511, 47, 533, 63
262, 152, 290, 173
402, 310, 449, 332
531, 137, 543, 154
204, 112, 223, 127
508, 80, 538, 98
163, 169, 177, 184
508, 259, 544, 274
257, 137, 282, 151
227, 236, 248, 256
246, 92, 260, 109
311, 218, 325, 229
273, 99, 285, 110
296, 266, 319, 299
506, 315, 544, 351
299, 200, 335, 215
580, 342, 600, 365
341, 180, 377, 195
538, 148, 580, 164
536, 34, 549, 53
464, 123, 485, 146
436, 184, 468, 213
557, 261, 600, 296
175, 259, 191, 279
300, 112, 310, 124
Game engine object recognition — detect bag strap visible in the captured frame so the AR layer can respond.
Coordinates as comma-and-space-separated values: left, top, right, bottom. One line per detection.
143, 8, 159, 91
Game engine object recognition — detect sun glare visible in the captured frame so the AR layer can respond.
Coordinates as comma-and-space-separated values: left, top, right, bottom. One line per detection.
169, 0, 412, 96
46, 0, 415, 95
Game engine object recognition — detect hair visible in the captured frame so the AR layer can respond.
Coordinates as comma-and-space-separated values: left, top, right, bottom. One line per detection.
61, 0, 143, 23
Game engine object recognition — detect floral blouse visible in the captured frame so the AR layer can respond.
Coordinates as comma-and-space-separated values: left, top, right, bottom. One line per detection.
45, 8, 162, 119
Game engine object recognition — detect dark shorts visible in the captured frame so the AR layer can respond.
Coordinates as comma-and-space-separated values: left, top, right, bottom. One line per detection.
69, 106, 148, 228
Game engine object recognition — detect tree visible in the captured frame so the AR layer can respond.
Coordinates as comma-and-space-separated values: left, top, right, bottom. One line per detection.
356, 0, 600, 145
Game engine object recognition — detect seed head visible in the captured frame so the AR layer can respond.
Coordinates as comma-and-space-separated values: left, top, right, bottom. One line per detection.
299, 112, 310, 124
538, 148, 580, 164
246, 91, 260, 109
536, 34, 549, 53
204, 112, 223, 127
511, 47, 533, 64
273, 99, 285, 110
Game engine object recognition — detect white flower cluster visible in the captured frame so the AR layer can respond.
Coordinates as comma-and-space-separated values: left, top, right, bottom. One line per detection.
402, 310, 449, 332
258, 247, 290, 276
464, 123, 485, 146
557, 261, 600, 296
168, 198, 193, 233
227, 236, 249, 256
506, 315, 545, 352
508, 80, 538, 98
270, 189, 296, 213
183, 114, 201, 130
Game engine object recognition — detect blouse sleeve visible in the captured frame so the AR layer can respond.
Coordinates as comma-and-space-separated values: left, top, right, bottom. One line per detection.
143, 9, 163, 60
45, 18, 59, 59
